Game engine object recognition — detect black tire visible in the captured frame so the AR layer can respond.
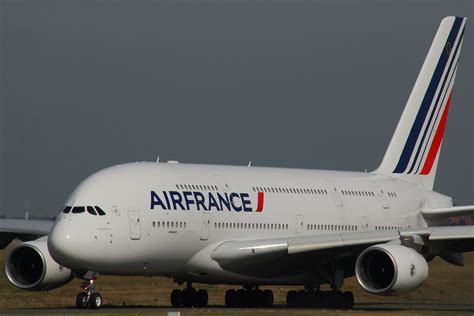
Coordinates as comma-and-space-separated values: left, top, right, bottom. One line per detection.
182, 288, 197, 307
318, 291, 330, 308
225, 289, 236, 307
89, 293, 102, 309
197, 289, 208, 307
76, 292, 88, 309
343, 291, 354, 309
255, 289, 263, 307
236, 289, 245, 307
263, 289, 273, 307
286, 290, 297, 307
171, 289, 183, 307
311, 291, 323, 308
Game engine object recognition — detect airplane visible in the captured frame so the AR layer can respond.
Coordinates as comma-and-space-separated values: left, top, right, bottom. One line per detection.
1, 16, 473, 310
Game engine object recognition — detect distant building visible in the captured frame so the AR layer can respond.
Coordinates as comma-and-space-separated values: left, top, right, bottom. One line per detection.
449, 216, 474, 226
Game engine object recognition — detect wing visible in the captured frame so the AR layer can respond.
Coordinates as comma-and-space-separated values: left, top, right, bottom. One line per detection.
210, 226, 474, 277
0, 219, 54, 249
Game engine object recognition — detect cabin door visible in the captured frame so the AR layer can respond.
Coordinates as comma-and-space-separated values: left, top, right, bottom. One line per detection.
361, 216, 369, 232
200, 212, 211, 240
372, 182, 389, 209
296, 215, 304, 234
128, 211, 141, 240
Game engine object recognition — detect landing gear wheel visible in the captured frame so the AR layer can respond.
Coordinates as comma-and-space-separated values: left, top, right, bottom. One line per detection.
343, 291, 354, 309
286, 290, 297, 307
286, 288, 354, 309
89, 293, 102, 309
182, 287, 197, 307
76, 292, 88, 309
197, 289, 208, 307
263, 289, 274, 307
236, 289, 245, 307
171, 289, 183, 307
225, 289, 236, 307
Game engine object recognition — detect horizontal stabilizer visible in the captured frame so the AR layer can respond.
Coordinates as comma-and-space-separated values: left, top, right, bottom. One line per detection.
421, 205, 474, 219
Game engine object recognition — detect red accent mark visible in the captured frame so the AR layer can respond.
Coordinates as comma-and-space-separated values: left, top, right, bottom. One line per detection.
256, 192, 264, 212
420, 91, 452, 175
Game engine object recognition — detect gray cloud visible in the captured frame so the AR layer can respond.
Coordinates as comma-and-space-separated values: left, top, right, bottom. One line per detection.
0, 0, 472, 218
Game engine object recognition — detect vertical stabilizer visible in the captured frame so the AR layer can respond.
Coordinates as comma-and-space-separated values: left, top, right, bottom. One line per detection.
375, 16, 467, 190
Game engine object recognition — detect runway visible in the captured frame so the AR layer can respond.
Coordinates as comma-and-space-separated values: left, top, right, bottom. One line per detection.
1, 303, 473, 314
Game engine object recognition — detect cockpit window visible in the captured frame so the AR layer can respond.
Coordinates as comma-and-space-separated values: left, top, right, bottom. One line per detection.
87, 206, 97, 215
65, 205, 106, 216
95, 206, 106, 216
71, 206, 86, 214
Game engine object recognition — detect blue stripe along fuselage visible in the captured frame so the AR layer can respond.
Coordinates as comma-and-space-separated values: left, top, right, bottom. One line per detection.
150, 190, 254, 212
393, 17, 463, 173
408, 26, 465, 174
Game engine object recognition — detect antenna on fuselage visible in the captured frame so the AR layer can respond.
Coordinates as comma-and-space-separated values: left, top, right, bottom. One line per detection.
248, 160, 252, 167
156, 156, 160, 163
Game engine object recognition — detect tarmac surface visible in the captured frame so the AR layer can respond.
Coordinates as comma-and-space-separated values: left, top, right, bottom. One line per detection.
0, 303, 473, 314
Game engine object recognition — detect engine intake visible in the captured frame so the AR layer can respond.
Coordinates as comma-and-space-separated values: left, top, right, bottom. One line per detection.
6, 237, 73, 291
355, 243, 428, 295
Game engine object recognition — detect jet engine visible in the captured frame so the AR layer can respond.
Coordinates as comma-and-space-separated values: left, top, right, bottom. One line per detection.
355, 243, 428, 295
5, 237, 73, 291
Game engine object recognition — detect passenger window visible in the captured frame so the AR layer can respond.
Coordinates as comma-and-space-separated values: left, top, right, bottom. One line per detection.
87, 206, 97, 215
62, 206, 72, 214
72, 206, 85, 214
95, 206, 106, 216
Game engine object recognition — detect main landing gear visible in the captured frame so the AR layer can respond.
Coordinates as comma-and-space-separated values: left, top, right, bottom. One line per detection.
170, 282, 208, 307
76, 278, 103, 309
285, 261, 354, 309
225, 287, 274, 307
286, 287, 354, 308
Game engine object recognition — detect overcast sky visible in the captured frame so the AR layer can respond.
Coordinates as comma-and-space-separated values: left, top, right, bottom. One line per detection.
0, 0, 472, 218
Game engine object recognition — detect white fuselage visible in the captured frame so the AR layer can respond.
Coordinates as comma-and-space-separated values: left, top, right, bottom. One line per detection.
48, 162, 452, 285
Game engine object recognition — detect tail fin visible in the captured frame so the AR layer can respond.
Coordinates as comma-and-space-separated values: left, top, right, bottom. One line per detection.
375, 16, 467, 190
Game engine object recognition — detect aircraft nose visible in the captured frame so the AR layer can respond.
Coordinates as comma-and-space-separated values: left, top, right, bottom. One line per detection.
48, 218, 86, 269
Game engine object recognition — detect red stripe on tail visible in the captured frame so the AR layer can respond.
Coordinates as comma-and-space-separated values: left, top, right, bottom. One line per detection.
420, 91, 453, 175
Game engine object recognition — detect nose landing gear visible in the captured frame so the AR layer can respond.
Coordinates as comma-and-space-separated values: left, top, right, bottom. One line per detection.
76, 278, 103, 309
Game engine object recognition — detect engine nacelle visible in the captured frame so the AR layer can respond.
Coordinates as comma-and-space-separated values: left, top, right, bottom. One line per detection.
5, 237, 73, 291
355, 243, 428, 295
